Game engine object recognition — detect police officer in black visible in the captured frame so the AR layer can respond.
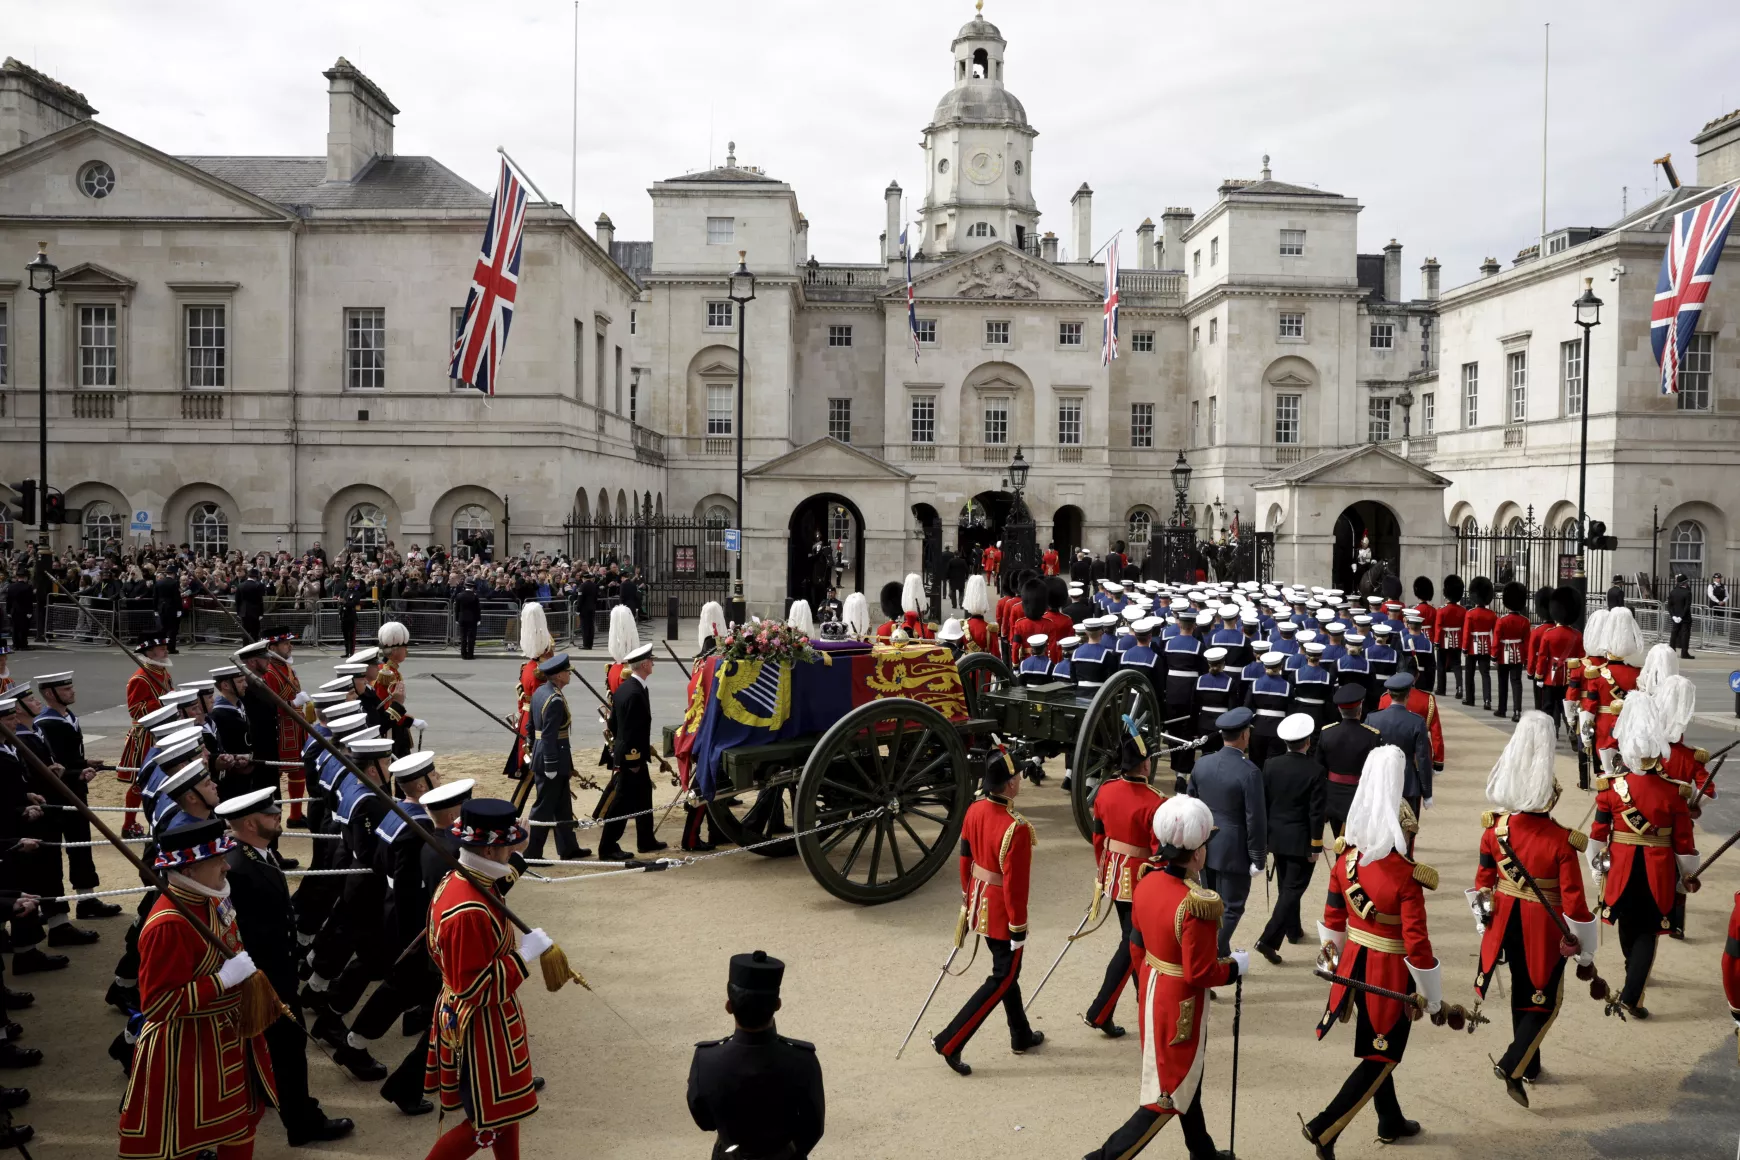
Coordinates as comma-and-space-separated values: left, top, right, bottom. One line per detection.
688, 949, 825, 1160
599, 644, 665, 861
453, 579, 481, 659
1316, 683, 1384, 838
234, 569, 266, 643
524, 654, 591, 861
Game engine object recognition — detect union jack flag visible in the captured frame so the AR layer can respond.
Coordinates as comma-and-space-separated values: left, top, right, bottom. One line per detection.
903, 225, 920, 363
1102, 237, 1120, 366
1651, 186, 1738, 395
449, 156, 532, 396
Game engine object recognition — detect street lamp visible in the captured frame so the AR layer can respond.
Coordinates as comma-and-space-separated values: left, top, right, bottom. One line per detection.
1007, 444, 1030, 493
1170, 450, 1192, 526
1573, 276, 1603, 590
1397, 384, 1415, 458
728, 251, 756, 621
27, 242, 57, 537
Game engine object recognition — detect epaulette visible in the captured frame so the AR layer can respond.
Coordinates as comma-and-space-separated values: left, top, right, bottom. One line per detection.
1695, 747, 1711, 764
780, 1036, 817, 1052
1332, 836, 1348, 855
1411, 862, 1440, 891
1566, 658, 1583, 671
1362, 723, 1382, 735
1134, 859, 1167, 884
1321, 721, 1340, 731
1594, 777, 1611, 792
1567, 829, 1588, 853
1183, 885, 1225, 923
1480, 810, 1499, 830
693, 1036, 729, 1049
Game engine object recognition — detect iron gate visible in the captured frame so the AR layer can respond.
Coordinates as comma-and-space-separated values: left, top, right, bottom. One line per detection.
563, 495, 732, 618
1451, 505, 1606, 593
1141, 526, 1274, 585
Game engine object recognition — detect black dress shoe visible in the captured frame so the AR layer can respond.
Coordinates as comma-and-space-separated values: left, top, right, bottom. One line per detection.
0, 1125, 33, 1149
637, 840, 669, 854
77, 897, 123, 919
1083, 1016, 1126, 1038
286, 816, 312, 830
1496, 1062, 1529, 1107
596, 848, 634, 862
942, 1050, 971, 1076
1256, 943, 1283, 965
334, 1044, 387, 1081
108, 1031, 134, 1072
107, 982, 139, 1013
277, 855, 300, 871
1621, 1000, 1650, 1020
286, 1114, 355, 1146
46, 924, 99, 947
1301, 1121, 1335, 1160
2, 1023, 21, 1041
389, 1094, 433, 1116
0, 1087, 28, 1109
1377, 1119, 1422, 1142
299, 985, 332, 1015
310, 1013, 348, 1050
3, 989, 33, 1008
682, 841, 718, 852
1286, 933, 1309, 945
402, 1010, 426, 1037
0, 1043, 42, 1068
10, 950, 67, 975
1012, 1029, 1044, 1054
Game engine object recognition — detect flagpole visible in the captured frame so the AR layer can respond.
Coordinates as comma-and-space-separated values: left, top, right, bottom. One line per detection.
1087, 228, 1124, 264
570, 0, 579, 214
1539, 23, 1549, 258
496, 146, 551, 206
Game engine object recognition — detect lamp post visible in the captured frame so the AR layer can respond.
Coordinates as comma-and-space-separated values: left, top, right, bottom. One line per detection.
1170, 450, 1192, 527
1397, 384, 1415, 459
728, 252, 756, 621
27, 242, 58, 537
1573, 276, 1603, 592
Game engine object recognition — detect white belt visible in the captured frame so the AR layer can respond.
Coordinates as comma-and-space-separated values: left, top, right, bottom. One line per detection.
1294, 697, 1325, 705
1167, 670, 1197, 678
1256, 709, 1285, 717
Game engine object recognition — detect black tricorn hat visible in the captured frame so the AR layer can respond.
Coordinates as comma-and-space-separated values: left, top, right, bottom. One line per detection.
1380, 573, 1403, 601
1469, 576, 1495, 606
1550, 585, 1584, 629
1502, 581, 1529, 613
879, 581, 903, 622
1021, 577, 1048, 621
1413, 575, 1434, 602
1532, 586, 1554, 620
1443, 574, 1465, 602
1045, 575, 1068, 612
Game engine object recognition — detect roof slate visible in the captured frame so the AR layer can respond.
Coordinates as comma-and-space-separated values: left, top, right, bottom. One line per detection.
179, 154, 489, 211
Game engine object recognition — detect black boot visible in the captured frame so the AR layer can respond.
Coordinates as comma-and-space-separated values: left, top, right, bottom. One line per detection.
286, 1114, 355, 1146
76, 897, 123, 919
46, 923, 99, 947
10, 950, 67, 975
334, 1043, 387, 1081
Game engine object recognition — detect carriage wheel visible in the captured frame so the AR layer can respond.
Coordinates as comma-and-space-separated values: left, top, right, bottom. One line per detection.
1070, 669, 1162, 842
795, 698, 971, 904
955, 652, 1014, 722
705, 780, 799, 858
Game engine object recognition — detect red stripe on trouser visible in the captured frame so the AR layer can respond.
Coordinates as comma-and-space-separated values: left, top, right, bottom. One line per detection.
1088, 960, 1134, 1026
939, 945, 1023, 1057
287, 772, 306, 818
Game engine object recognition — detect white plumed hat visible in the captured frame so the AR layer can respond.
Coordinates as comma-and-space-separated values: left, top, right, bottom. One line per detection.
901, 572, 926, 616
1615, 688, 1670, 770
963, 573, 991, 618
787, 599, 817, 637
1151, 795, 1215, 857
607, 604, 639, 664
1604, 606, 1645, 663
518, 602, 553, 659
377, 621, 409, 648
697, 601, 727, 652
841, 592, 870, 636
1637, 643, 1679, 695
1653, 674, 1697, 740
1485, 710, 1557, 813
1344, 745, 1407, 864
1580, 608, 1611, 660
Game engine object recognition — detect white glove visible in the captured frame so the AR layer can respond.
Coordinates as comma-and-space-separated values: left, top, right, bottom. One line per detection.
1464, 888, 1488, 934
1249, 861, 1263, 877
1011, 935, 1027, 952
1407, 957, 1443, 1015
1578, 709, 1594, 732
413, 718, 428, 730
1422, 797, 1434, 811
1231, 949, 1250, 977
1566, 914, 1599, 967
1586, 837, 1609, 881
1600, 748, 1620, 776
216, 951, 258, 990
517, 927, 553, 961
291, 691, 310, 709
1673, 616, 1683, 624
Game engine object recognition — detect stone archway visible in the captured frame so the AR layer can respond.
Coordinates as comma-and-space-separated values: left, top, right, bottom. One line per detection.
1052, 504, 1084, 561
788, 493, 865, 606
1333, 501, 1402, 594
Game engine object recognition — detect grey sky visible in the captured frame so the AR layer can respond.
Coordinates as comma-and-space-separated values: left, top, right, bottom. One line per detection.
8, 0, 1737, 289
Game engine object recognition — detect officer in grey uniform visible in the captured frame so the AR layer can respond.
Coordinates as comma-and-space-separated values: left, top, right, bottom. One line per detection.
525, 653, 591, 861
1186, 706, 1267, 958
1365, 672, 1436, 823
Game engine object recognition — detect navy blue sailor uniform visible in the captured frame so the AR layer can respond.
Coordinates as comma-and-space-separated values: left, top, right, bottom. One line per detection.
1364, 643, 1399, 712
1070, 640, 1113, 687
1334, 651, 1373, 708
1194, 671, 1237, 760
1160, 635, 1204, 772
1209, 627, 1252, 670
1018, 653, 1055, 686
1291, 662, 1336, 730
1245, 674, 1292, 769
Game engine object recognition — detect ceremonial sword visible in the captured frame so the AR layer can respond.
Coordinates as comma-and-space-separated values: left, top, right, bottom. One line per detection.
1024, 905, 1094, 1012
1494, 833, 1623, 1016
1310, 966, 1489, 1030
896, 943, 962, 1059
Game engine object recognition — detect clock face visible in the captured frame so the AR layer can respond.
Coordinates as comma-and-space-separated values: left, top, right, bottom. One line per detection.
965, 150, 1003, 185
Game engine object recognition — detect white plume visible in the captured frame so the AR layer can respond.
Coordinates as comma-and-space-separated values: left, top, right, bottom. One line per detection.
1615, 688, 1670, 770
1344, 745, 1408, 864
377, 621, 409, 648
1580, 608, 1611, 659
963, 573, 991, 617
1485, 710, 1557, 813
901, 572, 927, 616
1653, 674, 1697, 740
1604, 606, 1644, 662
1152, 794, 1215, 853
787, 599, 817, 637
841, 592, 870, 637
518, 602, 553, 659
1637, 643, 1679, 694
697, 601, 727, 651
607, 604, 639, 663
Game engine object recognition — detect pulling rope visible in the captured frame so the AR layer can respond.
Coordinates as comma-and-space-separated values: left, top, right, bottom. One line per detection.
37, 867, 371, 902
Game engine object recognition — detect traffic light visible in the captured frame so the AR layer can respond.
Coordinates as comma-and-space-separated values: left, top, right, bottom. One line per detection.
8, 480, 36, 526
1584, 519, 1618, 552
42, 490, 65, 525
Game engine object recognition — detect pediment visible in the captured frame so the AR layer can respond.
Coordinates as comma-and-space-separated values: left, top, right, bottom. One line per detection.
1268, 371, 1313, 388
898, 242, 1102, 303
56, 262, 137, 290
694, 361, 738, 378
1254, 444, 1449, 490
0, 120, 295, 222
744, 437, 912, 482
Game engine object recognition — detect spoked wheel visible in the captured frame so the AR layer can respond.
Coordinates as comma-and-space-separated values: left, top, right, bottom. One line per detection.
956, 651, 1014, 719
705, 777, 800, 858
1070, 669, 1162, 841
796, 698, 971, 904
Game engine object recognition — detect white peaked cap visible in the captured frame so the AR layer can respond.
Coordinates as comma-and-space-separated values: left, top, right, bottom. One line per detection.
1152, 794, 1215, 853
1654, 674, 1698, 740
1344, 745, 1408, 864
902, 572, 927, 616
841, 592, 871, 636
1637, 643, 1679, 695
607, 604, 639, 664
1605, 606, 1645, 662
519, 601, 553, 659
697, 601, 728, 651
1485, 710, 1558, 813
963, 573, 992, 617
1615, 688, 1670, 769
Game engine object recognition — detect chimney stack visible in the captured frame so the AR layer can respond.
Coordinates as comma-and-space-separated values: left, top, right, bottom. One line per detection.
1041, 231, 1059, 263
0, 57, 96, 153
1420, 257, 1441, 300
595, 213, 614, 255
1136, 218, 1156, 269
1693, 110, 1740, 187
1071, 183, 1093, 263
1160, 207, 1194, 271
1480, 256, 1501, 278
1382, 238, 1403, 302
885, 181, 903, 263
323, 57, 397, 184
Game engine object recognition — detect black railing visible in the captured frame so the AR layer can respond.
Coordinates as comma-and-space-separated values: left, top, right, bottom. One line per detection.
562, 495, 732, 617
1139, 526, 1274, 585
1451, 506, 1606, 593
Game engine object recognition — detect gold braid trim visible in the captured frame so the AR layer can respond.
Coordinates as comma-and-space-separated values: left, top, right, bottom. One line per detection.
1183, 885, 1225, 923
1411, 862, 1440, 891
1567, 829, 1588, 852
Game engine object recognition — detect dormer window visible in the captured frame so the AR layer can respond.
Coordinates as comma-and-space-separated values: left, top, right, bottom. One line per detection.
968, 222, 996, 238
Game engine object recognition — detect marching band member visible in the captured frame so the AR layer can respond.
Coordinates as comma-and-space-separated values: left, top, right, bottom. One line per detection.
1083, 728, 1165, 1037
961, 575, 1000, 659
510, 603, 554, 781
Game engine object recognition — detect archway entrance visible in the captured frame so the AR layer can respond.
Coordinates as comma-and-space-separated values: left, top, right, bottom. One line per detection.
913, 503, 943, 593
788, 493, 864, 607
956, 490, 1014, 577
1333, 501, 1402, 593
1052, 505, 1084, 562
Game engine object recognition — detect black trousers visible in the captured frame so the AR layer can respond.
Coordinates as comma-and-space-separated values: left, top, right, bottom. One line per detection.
1258, 853, 1315, 950
526, 770, 586, 859
1306, 1003, 1412, 1146
1247, 731, 1279, 771
5, 603, 29, 648
1165, 702, 1195, 774
1199, 867, 1251, 958
1087, 1090, 1218, 1160
156, 607, 180, 649
1414, 652, 1435, 696
1086, 901, 1134, 1029
380, 1033, 429, 1107
1495, 663, 1523, 718
61, 778, 98, 891
352, 951, 437, 1040
1326, 783, 1356, 839
1463, 653, 1492, 705
1612, 858, 1664, 1006
1670, 616, 1693, 653
1494, 907, 1562, 1080
935, 938, 1031, 1057
598, 765, 655, 852
1435, 647, 1462, 696
265, 1008, 323, 1133
326, 876, 392, 1015
578, 607, 597, 650
240, 614, 262, 644
292, 818, 346, 937
341, 616, 358, 656
458, 620, 479, 659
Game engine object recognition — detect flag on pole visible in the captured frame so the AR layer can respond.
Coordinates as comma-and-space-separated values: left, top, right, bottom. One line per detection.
903, 225, 920, 363
1651, 185, 1738, 395
1101, 236, 1120, 366
449, 155, 533, 395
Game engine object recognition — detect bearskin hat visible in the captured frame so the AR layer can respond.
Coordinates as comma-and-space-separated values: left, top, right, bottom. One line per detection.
1549, 585, 1583, 629
1412, 575, 1434, 602
1501, 581, 1529, 613
878, 581, 903, 623
1045, 575, 1068, 612
1469, 576, 1495, 607
1532, 586, 1553, 622
1443, 574, 1465, 603
1020, 577, 1048, 622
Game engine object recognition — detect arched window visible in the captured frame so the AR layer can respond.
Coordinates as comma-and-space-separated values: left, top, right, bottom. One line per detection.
967, 222, 996, 238
703, 504, 731, 544
1670, 520, 1705, 581
1461, 515, 1479, 570
1560, 516, 1580, 546
347, 503, 387, 556
971, 48, 988, 78
83, 501, 121, 554
1127, 509, 1153, 550
188, 502, 228, 557
452, 504, 494, 560
829, 503, 855, 548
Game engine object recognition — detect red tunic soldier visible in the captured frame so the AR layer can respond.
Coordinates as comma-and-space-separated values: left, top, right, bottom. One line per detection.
510, 604, 555, 780
981, 541, 1002, 583
1469, 711, 1598, 1105
1587, 691, 1699, 1018
121, 635, 177, 836
1461, 575, 1498, 710
1494, 581, 1532, 721
424, 799, 546, 1160
1084, 731, 1166, 1036
1304, 745, 1440, 1158
1375, 683, 1444, 771
933, 750, 1042, 1074
1656, 671, 1711, 941
1722, 893, 1740, 1036
1579, 608, 1644, 773
1009, 578, 1049, 657
373, 621, 419, 757
1434, 574, 1466, 701
1410, 576, 1438, 641
118, 816, 277, 1160
961, 575, 1002, 660
1084, 795, 1242, 1160
872, 581, 904, 641
1041, 544, 1059, 576
898, 573, 935, 640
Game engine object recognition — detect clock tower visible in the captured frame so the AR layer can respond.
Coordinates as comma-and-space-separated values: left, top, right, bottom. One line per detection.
918, 3, 1040, 258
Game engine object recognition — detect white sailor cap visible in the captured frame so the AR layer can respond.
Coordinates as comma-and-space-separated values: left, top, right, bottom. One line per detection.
139, 704, 184, 729
215, 787, 279, 819
309, 691, 349, 706
625, 643, 655, 663
1067, 583, 1084, 597
347, 647, 383, 666
1324, 621, 1347, 634
389, 751, 436, 783
1262, 650, 1287, 666
153, 724, 204, 749
1105, 582, 1125, 594
1121, 606, 1143, 622
1219, 604, 1240, 618
1366, 595, 1384, 605
1058, 635, 1080, 650
1403, 609, 1424, 622
1025, 634, 1049, 648
33, 671, 74, 689
0, 696, 18, 714
1277, 712, 1315, 743
319, 677, 352, 692
329, 715, 373, 737
1344, 632, 1367, 645
1304, 641, 1327, 655
236, 640, 270, 660
1203, 646, 1229, 663
183, 680, 215, 694
420, 778, 475, 810
347, 737, 395, 758
1352, 614, 1373, 625
1239, 609, 1259, 624
1371, 623, 1394, 636
160, 689, 200, 708
160, 760, 211, 799
1276, 620, 1297, 633
1133, 617, 1161, 634
209, 665, 242, 680
333, 663, 368, 677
